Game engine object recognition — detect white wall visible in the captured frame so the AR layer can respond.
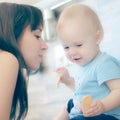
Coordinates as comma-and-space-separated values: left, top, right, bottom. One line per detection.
81, 0, 120, 60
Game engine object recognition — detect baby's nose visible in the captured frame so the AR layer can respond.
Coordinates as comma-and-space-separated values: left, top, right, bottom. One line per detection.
68, 48, 77, 57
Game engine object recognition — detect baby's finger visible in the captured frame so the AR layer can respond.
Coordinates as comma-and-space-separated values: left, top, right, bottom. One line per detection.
90, 101, 97, 107
55, 67, 64, 73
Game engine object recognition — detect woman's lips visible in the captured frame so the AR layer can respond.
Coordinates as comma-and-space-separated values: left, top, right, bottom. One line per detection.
38, 54, 43, 59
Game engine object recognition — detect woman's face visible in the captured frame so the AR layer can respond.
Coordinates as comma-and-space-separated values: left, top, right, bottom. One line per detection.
19, 25, 48, 70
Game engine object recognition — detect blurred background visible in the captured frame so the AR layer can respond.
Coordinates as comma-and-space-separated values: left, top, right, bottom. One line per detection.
1, 0, 120, 119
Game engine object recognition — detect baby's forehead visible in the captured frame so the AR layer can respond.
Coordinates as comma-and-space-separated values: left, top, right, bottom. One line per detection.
58, 4, 101, 32
61, 5, 96, 22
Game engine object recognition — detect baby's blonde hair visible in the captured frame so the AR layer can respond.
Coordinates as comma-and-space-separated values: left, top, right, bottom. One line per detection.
57, 4, 103, 38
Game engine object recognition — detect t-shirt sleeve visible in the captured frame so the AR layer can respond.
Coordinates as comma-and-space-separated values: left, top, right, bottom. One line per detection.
96, 58, 120, 85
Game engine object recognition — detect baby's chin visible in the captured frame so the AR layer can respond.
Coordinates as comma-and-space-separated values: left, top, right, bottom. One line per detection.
74, 61, 89, 66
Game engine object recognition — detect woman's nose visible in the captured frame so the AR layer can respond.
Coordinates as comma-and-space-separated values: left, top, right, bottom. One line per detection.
41, 40, 48, 50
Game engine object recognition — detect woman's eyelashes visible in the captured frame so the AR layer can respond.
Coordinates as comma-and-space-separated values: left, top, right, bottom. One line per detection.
35, 35, 41, 40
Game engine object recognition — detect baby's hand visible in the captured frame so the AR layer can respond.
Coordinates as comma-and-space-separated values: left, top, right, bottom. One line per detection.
55, 67, 71, 87
83, 100, 105, 117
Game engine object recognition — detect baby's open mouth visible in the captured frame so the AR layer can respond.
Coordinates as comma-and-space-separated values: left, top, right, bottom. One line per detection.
74, 58, 81, 60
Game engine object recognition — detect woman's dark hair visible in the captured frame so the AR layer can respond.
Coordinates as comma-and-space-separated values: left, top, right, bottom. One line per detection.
0, 2, 43, 120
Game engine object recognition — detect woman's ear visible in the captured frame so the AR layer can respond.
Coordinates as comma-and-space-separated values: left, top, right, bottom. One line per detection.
96, 30, 103, 45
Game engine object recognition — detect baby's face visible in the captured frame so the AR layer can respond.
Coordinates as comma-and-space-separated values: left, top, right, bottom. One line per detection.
58, 19, 101, 66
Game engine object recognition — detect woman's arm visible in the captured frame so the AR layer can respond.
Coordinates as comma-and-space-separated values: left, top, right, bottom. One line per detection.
0, 51, 19, 120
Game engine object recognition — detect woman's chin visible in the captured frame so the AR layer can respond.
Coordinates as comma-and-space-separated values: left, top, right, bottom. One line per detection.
29, 64, 40, 71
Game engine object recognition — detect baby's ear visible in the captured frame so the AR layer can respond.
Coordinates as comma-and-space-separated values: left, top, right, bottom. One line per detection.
96, 30, 103, 45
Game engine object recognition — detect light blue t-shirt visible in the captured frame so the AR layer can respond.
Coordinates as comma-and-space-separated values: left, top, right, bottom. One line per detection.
70, 52, 120, 119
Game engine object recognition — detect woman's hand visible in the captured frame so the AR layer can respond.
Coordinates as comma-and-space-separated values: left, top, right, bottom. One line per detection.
83, 100, 105, 117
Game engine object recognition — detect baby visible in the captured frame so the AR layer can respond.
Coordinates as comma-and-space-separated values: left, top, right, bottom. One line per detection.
54, 4, 120, 120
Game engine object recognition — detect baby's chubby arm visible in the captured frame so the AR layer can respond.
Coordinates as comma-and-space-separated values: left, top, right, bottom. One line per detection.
55, 67, 75, 90
101, 78, 120, 111
84, 78, 120, 117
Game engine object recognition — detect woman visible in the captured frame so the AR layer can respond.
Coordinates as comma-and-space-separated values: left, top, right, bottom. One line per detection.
0, 2, 48, 120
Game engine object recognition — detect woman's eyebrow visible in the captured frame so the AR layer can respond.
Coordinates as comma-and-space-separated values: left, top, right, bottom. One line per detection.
38, 28, 42, 32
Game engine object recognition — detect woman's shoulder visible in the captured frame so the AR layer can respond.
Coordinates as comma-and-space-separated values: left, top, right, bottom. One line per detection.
0, 50, 19, 67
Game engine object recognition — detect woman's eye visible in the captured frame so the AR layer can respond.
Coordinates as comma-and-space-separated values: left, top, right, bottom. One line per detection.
35, 35, 41, 39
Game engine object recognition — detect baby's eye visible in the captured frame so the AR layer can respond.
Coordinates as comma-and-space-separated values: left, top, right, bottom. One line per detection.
64, 46, 69, 49
76, 44, 82, 47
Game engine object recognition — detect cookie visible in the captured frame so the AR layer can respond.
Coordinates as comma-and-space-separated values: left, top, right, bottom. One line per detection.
56, 76, 61, 88
82, 95, 92, 114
